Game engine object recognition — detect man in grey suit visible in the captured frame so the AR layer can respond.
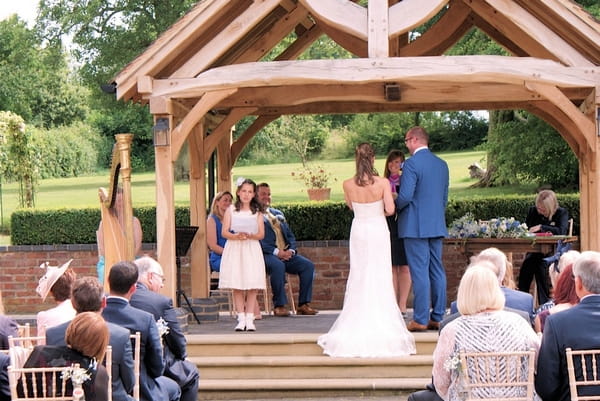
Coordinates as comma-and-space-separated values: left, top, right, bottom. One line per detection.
536, 251, 600, 401
46, 276, 136, 401
396, 126, 449, 332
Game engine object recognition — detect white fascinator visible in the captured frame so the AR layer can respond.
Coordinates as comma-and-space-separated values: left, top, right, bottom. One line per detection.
236, 177, 246, 187
36, 259, 73, 301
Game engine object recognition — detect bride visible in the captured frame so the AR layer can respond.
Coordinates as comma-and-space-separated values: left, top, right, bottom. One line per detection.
317, 143, 416, 357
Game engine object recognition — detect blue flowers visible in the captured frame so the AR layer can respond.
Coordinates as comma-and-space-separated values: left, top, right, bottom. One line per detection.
448, 213, 528, 239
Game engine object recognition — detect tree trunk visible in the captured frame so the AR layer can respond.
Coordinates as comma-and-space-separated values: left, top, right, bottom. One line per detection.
471, 110, 514, 188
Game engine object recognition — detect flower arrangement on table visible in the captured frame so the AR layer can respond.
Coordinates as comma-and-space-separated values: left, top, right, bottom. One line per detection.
291, 164, 335, 189
448, 213, 529, 239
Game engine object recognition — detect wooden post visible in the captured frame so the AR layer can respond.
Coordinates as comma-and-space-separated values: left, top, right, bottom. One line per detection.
216, 128, 233, 192
188, 121, 209, 298
155, 116, 177, 301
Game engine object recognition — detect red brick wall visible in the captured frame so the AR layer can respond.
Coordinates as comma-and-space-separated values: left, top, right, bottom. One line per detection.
0, 241, 539, 314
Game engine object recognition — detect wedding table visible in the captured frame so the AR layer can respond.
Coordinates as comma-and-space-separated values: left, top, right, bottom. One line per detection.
446, 235, 579, 262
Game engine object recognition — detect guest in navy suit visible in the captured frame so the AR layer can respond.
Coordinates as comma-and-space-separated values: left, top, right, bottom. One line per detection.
131, 257, 199, 401
101, 261, 180, 401
257, 183, 318, 317
450, 247, 535, 324
396, 126, 449, 331
536, 251, 600, 401
46, 277, 135, 401
0, 353, 8, 401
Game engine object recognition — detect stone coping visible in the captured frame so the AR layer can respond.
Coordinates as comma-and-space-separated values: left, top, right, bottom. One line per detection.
0, 240, 349, 252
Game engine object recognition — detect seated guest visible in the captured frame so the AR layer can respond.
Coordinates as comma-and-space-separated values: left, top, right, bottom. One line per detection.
257, 183, 318, 316
450, 247, 535, 323
534, 263, 579, 333
536, 251, 600, 401
132, 257, 199, 401
433, 264, 540, 400
536, 250, 580, 315
207, 191, 233, 273
22, 312, 110, 401
518, 190, 569, 305
35, 259, 77, 336
46, 277, 135, 401
0, 290, 18, 350
102, 261, 180, 401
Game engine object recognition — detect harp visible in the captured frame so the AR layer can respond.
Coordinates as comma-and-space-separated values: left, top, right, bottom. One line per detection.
98, 133, 135, 291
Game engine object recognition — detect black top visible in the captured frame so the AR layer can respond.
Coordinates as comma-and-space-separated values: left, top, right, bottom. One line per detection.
20, 345, 108, 401
525, 206, 569, 235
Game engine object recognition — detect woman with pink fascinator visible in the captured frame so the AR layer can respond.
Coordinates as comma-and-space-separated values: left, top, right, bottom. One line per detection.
35, 259, 76, 336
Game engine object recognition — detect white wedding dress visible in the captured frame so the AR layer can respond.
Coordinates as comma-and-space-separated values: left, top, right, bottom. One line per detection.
317, 200, 416, 357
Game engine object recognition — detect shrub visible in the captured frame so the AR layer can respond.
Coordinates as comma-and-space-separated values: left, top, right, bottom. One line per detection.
10, 195, 580, 245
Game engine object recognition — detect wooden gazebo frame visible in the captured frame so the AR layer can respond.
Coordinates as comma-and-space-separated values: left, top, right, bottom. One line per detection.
111, 0, 600, 301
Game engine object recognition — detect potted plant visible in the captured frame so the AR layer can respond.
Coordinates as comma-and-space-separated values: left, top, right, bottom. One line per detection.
291, 164, 335, 201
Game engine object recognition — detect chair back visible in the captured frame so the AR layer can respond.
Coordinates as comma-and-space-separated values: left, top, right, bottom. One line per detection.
8, 362, 80, 400
566, 347, 600, 401
459, 349, 536, 401
17, 323, 31, 338
8, 335, 46, 371
130, 332, 141, 401
105, 345, 112, 401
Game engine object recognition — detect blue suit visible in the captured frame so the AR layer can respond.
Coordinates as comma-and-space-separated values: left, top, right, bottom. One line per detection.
130, 283, 199, 401
0, 353, 9, 401
102, 297, 180, 401
396, 147, 449, 325
260, 207, 315, 307
536, 295, 600, 401
46, 319, 136, 401
450, 287, 535, 324
0, 315, 18, 350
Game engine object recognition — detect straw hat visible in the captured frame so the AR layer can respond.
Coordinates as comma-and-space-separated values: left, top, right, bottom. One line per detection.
36, 259, 73, 301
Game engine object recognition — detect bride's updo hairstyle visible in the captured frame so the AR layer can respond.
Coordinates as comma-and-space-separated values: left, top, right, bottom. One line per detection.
354, 142, 377, 187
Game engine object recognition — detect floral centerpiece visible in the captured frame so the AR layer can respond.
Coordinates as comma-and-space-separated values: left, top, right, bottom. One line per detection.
448, 213, 529, 239
291, 164, 336, 201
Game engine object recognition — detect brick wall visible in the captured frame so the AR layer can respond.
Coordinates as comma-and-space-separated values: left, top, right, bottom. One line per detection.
0, 240, 539, 314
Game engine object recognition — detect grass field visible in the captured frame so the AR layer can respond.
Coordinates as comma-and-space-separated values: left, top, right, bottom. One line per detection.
0, 149, 546, 245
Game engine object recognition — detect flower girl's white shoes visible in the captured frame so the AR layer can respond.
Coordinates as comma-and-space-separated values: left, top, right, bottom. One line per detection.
235, 313, 246, 331
245, 313, 256, 331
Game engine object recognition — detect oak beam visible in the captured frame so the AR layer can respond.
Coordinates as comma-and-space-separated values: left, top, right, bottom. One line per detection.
389, 0, 449, 36
203, 108, 255, 162
368, 0, 389, 58
399, 1, 472, 56
154, 116, 177, 302
231, 115, 279, 164
275, 24, 323, 61
168, 89, 237, 160
525, 82, 596, 157
299, 0, 367, 40
171, 0, 282, 78
150, 58, 600, 101
234, 4, 312, 64
188, 122, 209, 298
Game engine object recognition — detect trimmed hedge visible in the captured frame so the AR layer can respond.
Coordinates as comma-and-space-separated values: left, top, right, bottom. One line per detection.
10, 194, 580, 245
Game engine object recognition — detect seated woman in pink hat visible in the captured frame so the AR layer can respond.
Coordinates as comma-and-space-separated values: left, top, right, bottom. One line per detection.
35, 259, 76, 336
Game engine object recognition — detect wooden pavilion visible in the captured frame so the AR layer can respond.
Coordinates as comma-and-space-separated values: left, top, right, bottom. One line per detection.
110, 0, 600, 301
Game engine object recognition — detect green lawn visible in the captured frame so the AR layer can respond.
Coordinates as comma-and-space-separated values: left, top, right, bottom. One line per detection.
0, 149, 547, 245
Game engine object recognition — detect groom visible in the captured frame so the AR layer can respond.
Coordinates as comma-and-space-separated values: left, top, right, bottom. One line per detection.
396, 126, 449, 332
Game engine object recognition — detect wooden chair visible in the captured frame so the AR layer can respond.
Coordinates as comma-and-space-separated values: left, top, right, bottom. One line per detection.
8, 363, 80, 400
566, 347, 600, 401
8, 336, 46, 371
459, 349, 536, 401
129, 332, 141, 401
264, 273, 296, 315
568, 218, 574, 237
17, 323, 31, 338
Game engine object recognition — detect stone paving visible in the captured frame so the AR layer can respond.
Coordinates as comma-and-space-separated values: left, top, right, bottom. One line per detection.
186, 310, 415, 335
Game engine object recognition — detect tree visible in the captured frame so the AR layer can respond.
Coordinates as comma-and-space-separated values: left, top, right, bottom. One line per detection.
0, 16, 87, 128
0, 111, 38, 207
37, 0, 197, 169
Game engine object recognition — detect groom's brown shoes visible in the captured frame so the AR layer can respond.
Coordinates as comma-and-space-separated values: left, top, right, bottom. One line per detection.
427, 320, 441, 331
407, 320, 428, 332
